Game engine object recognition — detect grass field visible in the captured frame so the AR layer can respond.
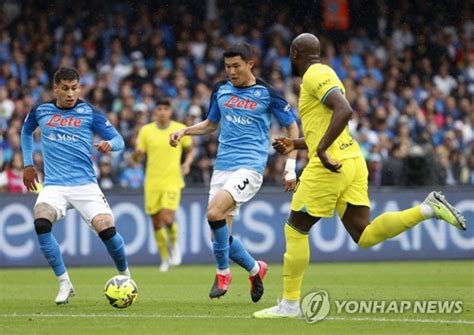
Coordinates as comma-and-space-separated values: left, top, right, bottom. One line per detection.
0, 261, 472, 335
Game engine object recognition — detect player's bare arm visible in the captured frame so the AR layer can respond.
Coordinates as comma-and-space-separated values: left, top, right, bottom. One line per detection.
181, 142, 196, 176
169, 119, 218, 147
23, 165, 39, 192
317, 89, 352, 172
282, 121, 299, 192
272, 137, 308, 155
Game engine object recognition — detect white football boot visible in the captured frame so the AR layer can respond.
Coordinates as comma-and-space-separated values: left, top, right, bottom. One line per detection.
169, 243, 182, 266
55, 280, 75, 305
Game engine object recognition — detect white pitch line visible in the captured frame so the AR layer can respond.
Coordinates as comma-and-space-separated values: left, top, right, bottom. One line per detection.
0, 313, 473, 324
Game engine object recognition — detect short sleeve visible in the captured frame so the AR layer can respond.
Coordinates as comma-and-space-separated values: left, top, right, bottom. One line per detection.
304, 67, 344, 103
268, 89, 296, 127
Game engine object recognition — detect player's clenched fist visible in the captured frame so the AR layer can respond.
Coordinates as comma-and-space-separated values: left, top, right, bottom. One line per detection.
94, 140, 112, 153
272, 137, 295, 155
169, 129, 185, 147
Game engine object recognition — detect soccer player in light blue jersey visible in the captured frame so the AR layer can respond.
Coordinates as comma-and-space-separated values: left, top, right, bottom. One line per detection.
170, 43, 299, 302
21, 67, 131, 305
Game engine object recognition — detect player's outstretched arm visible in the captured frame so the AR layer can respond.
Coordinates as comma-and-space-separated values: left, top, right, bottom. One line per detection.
169, 119, 218, 147
272, 137, 308, 154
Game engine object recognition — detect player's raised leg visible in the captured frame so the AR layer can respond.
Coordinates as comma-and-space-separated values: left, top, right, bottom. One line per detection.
33, 202, 75, 305
348, 191, 466, 248
207, 189, 234, 299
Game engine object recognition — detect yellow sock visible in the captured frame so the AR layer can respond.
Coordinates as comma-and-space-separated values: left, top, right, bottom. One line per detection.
283, 223, 310, 301
154, 228, 169, 260
167, 222, 178, 246
358, 205, 425, 248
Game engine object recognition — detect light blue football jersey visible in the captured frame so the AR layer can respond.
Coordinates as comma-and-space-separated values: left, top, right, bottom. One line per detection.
207, 79, 296, 174
21, 100, 123, 186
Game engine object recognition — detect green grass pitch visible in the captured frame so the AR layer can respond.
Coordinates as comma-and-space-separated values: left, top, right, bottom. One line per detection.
0, 261, 472, 335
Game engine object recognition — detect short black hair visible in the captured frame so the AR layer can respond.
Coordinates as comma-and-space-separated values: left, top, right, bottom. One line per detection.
223, 42, 253, 61
53, 67, 80, 84
156, 99, 171, 107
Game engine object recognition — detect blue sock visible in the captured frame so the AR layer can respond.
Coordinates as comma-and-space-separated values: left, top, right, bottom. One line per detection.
103, 233, 128, 272
209, 219, 229, 270
37, 233, 66, 276
229, 235, 256, 272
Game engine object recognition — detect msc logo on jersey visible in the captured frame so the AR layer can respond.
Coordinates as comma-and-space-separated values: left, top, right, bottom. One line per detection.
223, 96, 258, 111
47, 133, 80, 142
46, 114, 82, 128
225, 114, 254, 125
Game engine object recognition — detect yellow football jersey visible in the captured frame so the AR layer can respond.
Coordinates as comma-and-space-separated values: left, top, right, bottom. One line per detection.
137, 121, 192, 190
299, 63, 362, 161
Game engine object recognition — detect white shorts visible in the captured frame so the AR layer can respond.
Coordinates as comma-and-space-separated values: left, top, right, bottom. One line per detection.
209, 169, 263, 216
35, 183, 113, 226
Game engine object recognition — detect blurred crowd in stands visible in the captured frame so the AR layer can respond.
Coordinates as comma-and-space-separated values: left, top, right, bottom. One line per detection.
0, 0, 472, 192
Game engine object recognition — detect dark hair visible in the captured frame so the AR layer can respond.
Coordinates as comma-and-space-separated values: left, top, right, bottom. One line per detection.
53, 67, 80, 84
223, 42, 253, 61
156, 99, 171, 107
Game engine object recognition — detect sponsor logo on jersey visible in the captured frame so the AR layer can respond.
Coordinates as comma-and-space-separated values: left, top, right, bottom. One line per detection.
47, 132, 80, 142
46, 114, 82, 128
225, 114, 254, 125
223, 96, 258, 111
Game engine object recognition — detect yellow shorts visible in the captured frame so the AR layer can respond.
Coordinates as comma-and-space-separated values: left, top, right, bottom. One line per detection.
145, 189, 181, 215
291, 156, 370, 218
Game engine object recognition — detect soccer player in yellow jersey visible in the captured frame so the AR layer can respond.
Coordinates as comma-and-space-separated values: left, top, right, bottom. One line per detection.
135, 100, 195, 272
254, 33, 467, 318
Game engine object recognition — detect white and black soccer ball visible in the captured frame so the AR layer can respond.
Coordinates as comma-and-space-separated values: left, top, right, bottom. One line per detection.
104, 275, 138, 309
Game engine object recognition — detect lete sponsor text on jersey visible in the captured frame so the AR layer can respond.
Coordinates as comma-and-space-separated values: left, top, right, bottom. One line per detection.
46, 114, 82, 128
223, 96, 258, 111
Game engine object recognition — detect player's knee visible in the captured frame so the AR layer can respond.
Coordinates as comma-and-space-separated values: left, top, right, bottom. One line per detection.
98, 226, 116, 241
207, 207, 225, 222
34, 218, 52, 235
92, 214, 114, 233
34, 203, 57, 223
160, 212, 174, 226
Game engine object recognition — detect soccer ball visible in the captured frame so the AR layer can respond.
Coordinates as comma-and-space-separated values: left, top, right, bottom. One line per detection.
104, 275, 138, 308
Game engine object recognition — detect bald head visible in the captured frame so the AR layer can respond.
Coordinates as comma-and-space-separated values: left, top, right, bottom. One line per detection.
291, 33, 320, 57
290, 33, 321, 77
